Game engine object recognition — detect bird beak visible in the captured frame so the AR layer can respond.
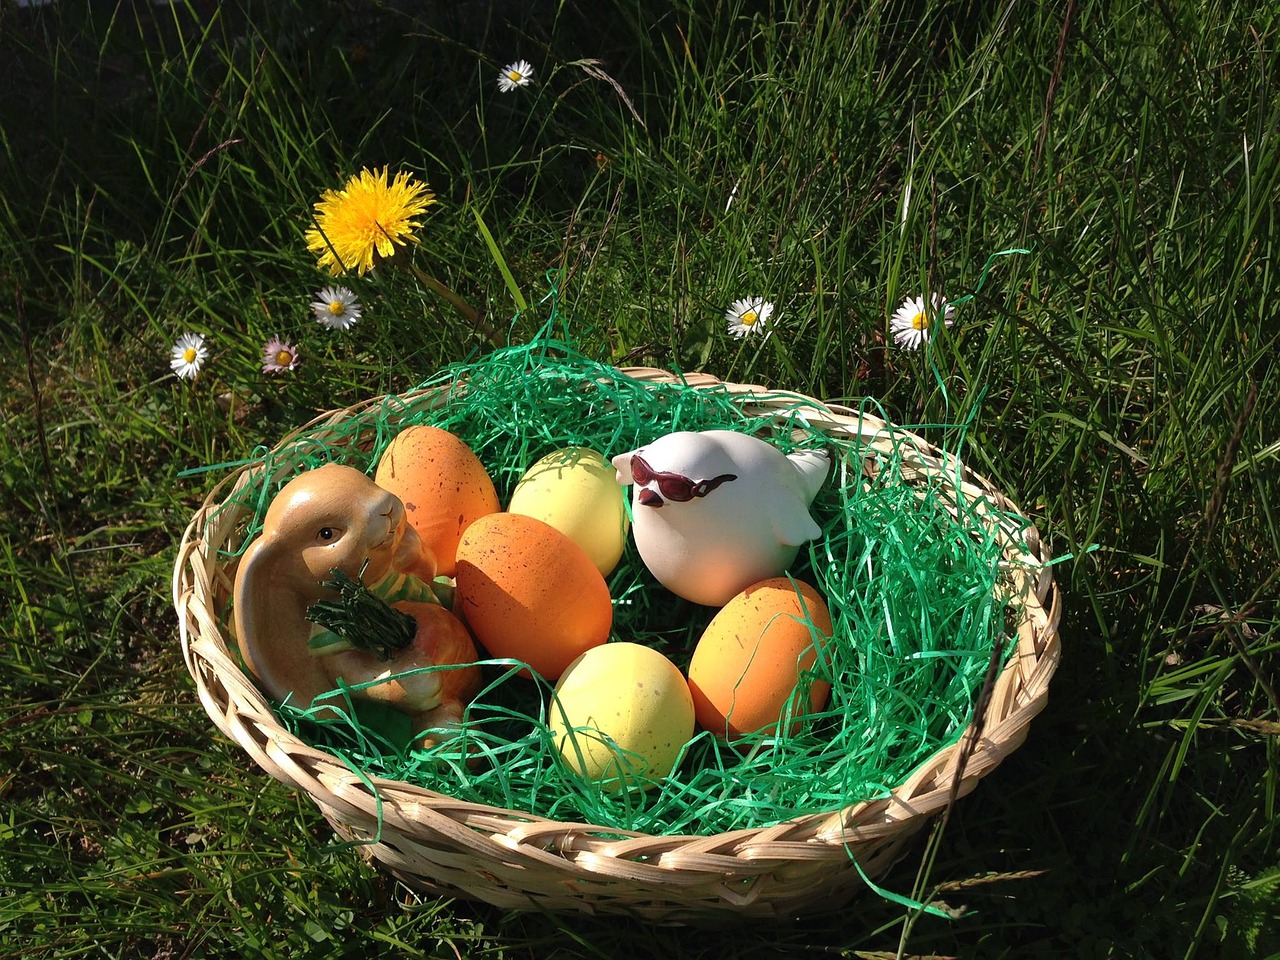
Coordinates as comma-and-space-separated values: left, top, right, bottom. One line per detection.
638, 487, 663, 508
611, 450, 636, 485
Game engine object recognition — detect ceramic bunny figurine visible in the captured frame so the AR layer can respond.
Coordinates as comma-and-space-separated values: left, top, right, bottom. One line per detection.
613, 430, 831, 606
232, 462, 481, 742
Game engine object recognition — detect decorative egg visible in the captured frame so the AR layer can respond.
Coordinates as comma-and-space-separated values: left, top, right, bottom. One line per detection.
373, 425, 500, 577
550, 642, 695, 792
687, 577, 833, 740
506, 447, 630, 577
454, 513, 612, 681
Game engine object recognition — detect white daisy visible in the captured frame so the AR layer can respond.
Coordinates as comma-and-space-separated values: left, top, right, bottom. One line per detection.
725, 297, 775, 338
170, 332, 208, 380
497, 60, 534, 93
310, 285, 362, 330
890, 293, 954, 350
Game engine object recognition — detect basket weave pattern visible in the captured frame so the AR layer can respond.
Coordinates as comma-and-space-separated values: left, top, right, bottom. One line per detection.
172, 368, 1061, 922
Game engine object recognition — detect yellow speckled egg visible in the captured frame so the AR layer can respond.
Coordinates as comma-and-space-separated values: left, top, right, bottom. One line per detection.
550, 642, 695, 792
687, 577, 833, 741
506, 447, 630, 577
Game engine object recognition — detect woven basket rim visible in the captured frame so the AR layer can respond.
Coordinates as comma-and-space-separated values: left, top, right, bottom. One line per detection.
172, 364, 1062, 919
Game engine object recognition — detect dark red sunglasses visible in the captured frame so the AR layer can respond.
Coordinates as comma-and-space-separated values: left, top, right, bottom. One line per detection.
630, 454, 737, 502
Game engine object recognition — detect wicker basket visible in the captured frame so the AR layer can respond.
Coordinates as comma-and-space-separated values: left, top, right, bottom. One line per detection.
172, 367, 1061, 924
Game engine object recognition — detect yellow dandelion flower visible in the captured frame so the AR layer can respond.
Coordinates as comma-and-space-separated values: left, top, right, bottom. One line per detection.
304, 167, 436, 276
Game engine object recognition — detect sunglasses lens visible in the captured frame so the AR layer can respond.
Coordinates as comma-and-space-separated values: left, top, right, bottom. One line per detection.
657, 476, 697, 502
630, 455, 653, 484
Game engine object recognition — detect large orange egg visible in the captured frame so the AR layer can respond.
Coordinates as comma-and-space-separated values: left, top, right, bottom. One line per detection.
374, 425, 500, 576
687, 577, 832, 740
454, 513, 612, 681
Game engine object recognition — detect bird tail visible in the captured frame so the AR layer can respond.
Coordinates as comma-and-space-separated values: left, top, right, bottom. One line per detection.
787, 448, 833, 502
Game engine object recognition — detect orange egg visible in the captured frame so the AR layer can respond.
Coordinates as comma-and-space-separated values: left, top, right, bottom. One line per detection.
454, 513, 612, 681
374, 425, 500, 576
687, 577, 832, 740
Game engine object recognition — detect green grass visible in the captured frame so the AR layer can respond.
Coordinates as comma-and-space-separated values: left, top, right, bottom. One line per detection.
2, 0, 1278, 956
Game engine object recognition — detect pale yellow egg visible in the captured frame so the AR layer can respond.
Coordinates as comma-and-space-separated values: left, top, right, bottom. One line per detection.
550, 642, 694, 792
506, 447, 629, 577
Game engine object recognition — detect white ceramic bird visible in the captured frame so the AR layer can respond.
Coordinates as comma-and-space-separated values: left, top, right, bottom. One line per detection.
612, 430, 831, 606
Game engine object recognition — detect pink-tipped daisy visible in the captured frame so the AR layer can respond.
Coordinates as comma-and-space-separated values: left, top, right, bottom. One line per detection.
310, 285, 362, 330
725, 296, 775, 339
170, 332, 208, 380
261, 337, 301, 374
890, 293, 954, 350
497, 59, 534, 93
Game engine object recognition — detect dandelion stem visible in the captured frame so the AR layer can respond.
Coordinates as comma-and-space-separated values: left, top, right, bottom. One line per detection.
408, 263, 503, 347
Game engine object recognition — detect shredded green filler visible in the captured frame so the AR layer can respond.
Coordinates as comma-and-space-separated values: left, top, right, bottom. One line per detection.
219, 328, 1028, 837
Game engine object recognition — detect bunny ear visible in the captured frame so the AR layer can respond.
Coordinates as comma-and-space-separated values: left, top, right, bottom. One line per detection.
232, 534, 332, 708
232, 538, 277, 691
612, 448, 641, 486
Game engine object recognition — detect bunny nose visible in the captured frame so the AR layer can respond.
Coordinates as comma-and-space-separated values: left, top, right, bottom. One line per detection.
638, 487, 663, 507
385, 497, 403, 524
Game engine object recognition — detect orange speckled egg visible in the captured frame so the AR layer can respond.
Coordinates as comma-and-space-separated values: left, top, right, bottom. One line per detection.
374, 425, 500, 576
454, 513, 612, 681
687, 577, 832, 740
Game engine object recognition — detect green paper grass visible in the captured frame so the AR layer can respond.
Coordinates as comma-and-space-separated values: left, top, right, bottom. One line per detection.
219, 330, 1026, 838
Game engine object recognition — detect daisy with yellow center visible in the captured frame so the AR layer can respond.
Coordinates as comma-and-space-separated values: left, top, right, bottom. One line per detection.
170, 332, 208, 380
725, 296, 776, 339
261, 336, 301, 374
304, 167, 435, 276
310, 286, 363, 330
890, 293, 955, 350
497, 59, 534, 93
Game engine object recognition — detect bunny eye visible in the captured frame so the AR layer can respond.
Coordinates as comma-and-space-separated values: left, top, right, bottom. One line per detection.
317, 526, 340, 542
